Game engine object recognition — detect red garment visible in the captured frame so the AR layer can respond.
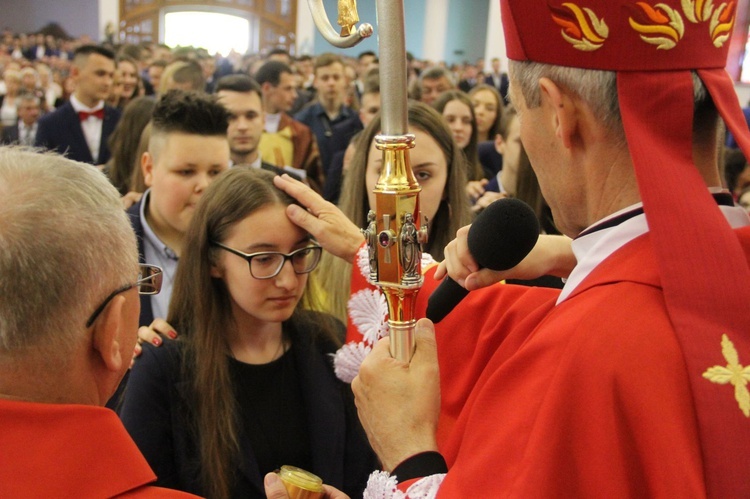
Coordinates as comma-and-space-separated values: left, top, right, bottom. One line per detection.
432, 230, 750, 497
352, 228, 750, 497
0, 399, 197, 498
78, 109, 104, 121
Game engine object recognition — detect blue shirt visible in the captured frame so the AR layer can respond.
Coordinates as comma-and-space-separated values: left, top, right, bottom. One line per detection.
294, 102, 356, 174
140, 190, 179, 320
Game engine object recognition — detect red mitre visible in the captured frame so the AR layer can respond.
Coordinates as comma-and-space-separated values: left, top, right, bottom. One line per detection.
500, 1, 750, 497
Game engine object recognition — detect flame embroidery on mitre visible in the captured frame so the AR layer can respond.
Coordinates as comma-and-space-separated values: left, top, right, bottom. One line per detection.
681, 0, 714, 23
709, 1, 736, 47
702, 334, 750, 417
550, 3, 609, 51
628, 2, 685, 50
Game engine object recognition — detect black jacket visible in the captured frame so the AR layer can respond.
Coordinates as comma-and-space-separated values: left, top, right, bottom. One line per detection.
119, 312, 376, 498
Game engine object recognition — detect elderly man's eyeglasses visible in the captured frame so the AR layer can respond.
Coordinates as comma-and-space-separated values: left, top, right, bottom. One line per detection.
85, 264, 163, 328
212, 242, 323, 280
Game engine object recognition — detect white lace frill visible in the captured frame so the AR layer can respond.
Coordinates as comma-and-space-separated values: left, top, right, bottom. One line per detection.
333, 245, 437, 383
363, 471, 402, 499
403, 474, 446, 498
363, 470, 446, 499
348, 288, 389, 344
357, 244, 371, 280
332, 341, 371, 383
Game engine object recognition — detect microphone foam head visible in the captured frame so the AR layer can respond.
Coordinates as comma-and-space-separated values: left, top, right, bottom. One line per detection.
468, 198, 540, 270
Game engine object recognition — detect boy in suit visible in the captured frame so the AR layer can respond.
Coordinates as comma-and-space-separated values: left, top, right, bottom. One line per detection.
35, 45, 121, 165
214, 74, 296, 179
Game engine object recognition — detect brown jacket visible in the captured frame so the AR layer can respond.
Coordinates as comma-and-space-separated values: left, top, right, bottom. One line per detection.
278, 113, 324, 193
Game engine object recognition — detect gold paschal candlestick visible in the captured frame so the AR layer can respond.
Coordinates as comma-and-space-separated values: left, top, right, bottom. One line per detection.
369, 134, 425, 362
306, 0, 423, 362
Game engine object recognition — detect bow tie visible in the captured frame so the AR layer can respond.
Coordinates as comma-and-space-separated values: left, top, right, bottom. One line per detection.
78, 109, 104, 121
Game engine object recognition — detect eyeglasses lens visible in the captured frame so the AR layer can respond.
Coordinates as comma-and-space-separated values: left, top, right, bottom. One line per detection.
137, 265, 163, 295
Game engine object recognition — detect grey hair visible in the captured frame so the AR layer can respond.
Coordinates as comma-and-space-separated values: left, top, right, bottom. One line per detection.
508, 60, 623, 135
0, 147, 138, 354
508, 61, 714, 141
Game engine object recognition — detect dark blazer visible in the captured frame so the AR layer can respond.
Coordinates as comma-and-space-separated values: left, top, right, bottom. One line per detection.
119, 312, 376, 498
458, 78, 478, 93
294, 102, 357, 178
23, 45, 56, 60
34, 101, 120, 164
1, 124, 19, 145
478, 140, 503, 178
328, 114, 363, 165
321, 115, 362, 203
324, 149, 346, 204
484, 73, 510, 103
127, 200, 154, 327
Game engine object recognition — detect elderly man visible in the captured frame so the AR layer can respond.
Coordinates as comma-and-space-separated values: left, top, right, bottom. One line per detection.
352, 0, 750, 497
0, 92, 41, 145
0, 148, 193, 497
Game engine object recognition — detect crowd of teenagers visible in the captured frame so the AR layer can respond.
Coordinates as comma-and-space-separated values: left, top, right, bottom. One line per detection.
2, 0, 750, 495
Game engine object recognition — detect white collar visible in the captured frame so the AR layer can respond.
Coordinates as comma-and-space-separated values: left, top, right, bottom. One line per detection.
70, 94, 104, 113
557, 192, 750, 304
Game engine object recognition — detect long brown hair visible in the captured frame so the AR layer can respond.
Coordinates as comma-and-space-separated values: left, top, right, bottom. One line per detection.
468, 83, 504, 141
432, 90, 484, 181
320, 101, 472, 321
168, 167, 337, 498
106, 96, 155, 195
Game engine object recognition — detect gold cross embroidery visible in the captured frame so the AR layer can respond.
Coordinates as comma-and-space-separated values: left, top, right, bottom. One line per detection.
702, 334, 750, 417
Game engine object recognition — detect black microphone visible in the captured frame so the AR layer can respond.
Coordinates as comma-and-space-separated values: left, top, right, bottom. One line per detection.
426, 198, 540, 323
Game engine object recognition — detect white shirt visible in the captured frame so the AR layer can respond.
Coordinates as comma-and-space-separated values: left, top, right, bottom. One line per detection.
495, 171, 507, 194
18, 121, 37, 146
70, 94, 104, 163
265, 112, 282, 133
558, 194, 750, 304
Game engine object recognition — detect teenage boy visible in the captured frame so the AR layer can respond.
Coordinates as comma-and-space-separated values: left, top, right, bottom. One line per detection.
215, 74, 304, 183
294, 53, 356, 180
255, 60, 321, 191
129, 90, 230, 326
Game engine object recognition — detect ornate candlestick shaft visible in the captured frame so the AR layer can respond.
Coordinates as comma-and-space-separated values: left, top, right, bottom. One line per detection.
371, 134, 422, 362
307, 0, 423, 362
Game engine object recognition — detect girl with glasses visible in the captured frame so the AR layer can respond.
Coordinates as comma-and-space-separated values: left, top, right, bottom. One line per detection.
118, 167, 375, 498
